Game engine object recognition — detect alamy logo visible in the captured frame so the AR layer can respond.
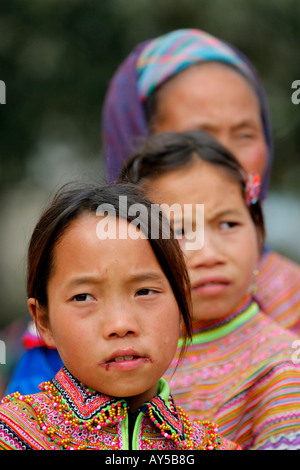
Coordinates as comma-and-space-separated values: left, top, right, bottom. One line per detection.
291, 80, 300, 105
292, 339, 300, 364
0, 80, 6, 104
96, 196, 205, 250
0, 340, 6, 364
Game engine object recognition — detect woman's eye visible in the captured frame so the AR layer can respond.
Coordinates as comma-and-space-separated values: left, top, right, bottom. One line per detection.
135, 288, 157, 296
72, 294, 94, 302
239, 134, 254, 140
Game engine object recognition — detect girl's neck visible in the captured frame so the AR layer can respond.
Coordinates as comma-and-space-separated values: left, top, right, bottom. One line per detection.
192, 294, 253, 331
118, 382, 159, 413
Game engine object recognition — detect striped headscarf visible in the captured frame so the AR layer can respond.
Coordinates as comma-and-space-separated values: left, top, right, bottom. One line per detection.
102, 29, 272, 199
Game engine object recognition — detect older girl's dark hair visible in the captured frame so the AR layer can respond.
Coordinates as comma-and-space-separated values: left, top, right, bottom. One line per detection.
118, 130, 265, 251
27, 181, 193, 347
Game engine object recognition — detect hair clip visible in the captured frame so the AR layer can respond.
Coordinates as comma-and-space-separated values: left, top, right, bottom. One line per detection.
245, 173, 261, 206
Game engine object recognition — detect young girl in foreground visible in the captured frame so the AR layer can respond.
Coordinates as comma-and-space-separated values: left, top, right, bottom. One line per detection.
0, 183, 239, 450
119, 131, 300, 450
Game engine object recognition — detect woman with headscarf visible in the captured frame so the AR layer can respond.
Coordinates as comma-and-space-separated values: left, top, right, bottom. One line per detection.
102, 28, 300, 334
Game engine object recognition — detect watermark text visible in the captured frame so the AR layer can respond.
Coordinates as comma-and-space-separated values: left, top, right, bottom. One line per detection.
291, 80, 300, 105
0, 340, 6, 364
0, 80, 6, 104
292, 340, 300, 364
96, 197, 204, 251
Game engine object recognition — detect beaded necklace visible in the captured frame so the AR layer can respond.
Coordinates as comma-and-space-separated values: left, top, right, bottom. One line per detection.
2, 381, 221, 450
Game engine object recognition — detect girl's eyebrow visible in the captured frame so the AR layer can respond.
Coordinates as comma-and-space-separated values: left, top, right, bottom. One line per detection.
66, 276, 101, 287
174, 208, 243, 224
66, 272, 165, 287
127, 272, 165, 283
209, 208, 244, 220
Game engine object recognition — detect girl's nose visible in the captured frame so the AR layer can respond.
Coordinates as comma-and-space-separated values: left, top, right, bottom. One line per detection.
187, 232, 225, 269
102, 303, 140, 339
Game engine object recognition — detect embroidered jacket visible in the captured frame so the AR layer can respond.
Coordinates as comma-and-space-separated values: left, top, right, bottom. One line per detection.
165, 298, 300, 450
255, 250, 300, 335
0, 367, 239, 450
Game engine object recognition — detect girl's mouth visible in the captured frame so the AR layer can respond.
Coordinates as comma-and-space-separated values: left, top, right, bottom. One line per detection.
108, 355, 138, 362
100, 350, 152, 371
192, 276, 230, 296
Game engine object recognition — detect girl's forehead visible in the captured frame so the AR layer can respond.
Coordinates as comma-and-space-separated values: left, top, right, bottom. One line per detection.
50, 214, 168, 281
144, 161, 251, 226
147, 160, 242, 200
56, 213, 147, 248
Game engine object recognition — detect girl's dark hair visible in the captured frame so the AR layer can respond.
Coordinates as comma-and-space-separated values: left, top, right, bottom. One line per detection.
27, 181, 192, 349
118, 130, 265, 250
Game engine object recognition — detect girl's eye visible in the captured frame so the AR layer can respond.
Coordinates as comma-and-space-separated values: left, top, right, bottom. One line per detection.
174, 228, 185, 238
72, 294, 94, 302
135, 288, 157, 297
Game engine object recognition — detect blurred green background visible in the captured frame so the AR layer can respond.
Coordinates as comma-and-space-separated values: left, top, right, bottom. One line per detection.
0, 0, 300, 331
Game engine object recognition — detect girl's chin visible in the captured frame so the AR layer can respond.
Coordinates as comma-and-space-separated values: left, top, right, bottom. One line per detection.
191, 292, 240, 322
192, 306, 231, 323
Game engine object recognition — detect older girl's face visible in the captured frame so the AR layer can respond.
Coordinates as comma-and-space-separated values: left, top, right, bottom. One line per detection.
145, 160, 260, 321
28, 214, 180, 412
152, 62, 268, 179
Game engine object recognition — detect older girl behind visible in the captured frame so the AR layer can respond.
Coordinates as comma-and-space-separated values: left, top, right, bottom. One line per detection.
119, 130, 300, 450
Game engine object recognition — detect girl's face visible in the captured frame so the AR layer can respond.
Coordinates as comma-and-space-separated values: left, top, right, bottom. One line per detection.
145, 160, 260, 321
29, 214, 180, 412
152, 62, 268, 180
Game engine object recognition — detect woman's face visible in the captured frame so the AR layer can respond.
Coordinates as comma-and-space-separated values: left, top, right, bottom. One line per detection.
152, 62, 268, 179
29, 214, 180, 412
145, 160, 260, 321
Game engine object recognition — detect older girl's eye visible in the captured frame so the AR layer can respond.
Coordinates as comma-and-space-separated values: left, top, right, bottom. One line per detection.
135, 288, 157, 296
72, 294, 94, 302
220, 221, 238, 230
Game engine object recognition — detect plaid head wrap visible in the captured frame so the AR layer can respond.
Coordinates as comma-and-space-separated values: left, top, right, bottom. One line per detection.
102, 29, 272, 199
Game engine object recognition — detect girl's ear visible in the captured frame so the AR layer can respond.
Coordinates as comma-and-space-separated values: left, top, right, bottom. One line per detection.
27, 298, 56, 348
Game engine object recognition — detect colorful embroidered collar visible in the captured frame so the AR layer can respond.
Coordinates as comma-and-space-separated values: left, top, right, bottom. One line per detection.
52, 367, 118, 421
50, 367, 186, 439
178, 298, 259, 347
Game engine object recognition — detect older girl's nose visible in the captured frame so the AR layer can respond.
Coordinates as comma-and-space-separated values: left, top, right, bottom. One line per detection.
187, 231, 225, 269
